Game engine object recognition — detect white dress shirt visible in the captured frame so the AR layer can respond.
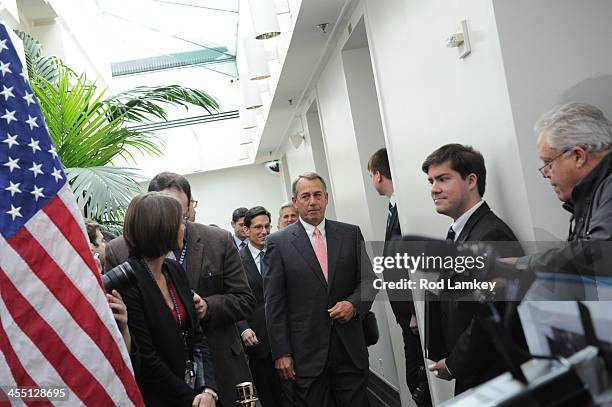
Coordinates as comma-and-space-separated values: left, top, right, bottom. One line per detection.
299, 217, 327, 250
449, 200, 484, 241
248, 243, 265, 274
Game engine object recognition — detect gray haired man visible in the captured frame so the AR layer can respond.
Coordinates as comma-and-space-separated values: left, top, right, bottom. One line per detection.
277, 201, 298, 230
514, 103, 612, 294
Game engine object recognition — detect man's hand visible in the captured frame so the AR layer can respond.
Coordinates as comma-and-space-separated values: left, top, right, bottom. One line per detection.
428, 358, 452, 380
192, 391, 215, 407
193, 293, 208, 320
328, 301, 355, 323
409, 313, 419, 335
275, 356, 295, 381
241, 329, 259, 347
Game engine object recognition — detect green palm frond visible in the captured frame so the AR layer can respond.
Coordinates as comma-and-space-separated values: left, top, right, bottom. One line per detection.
18, 31, 220, 226
105, 85, 220, 122
65, 166, 144, 221
14, 30, 66, 83
30, 67, 162, 168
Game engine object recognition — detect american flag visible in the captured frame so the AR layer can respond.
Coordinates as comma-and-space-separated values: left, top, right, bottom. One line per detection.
0, 23, 143, 405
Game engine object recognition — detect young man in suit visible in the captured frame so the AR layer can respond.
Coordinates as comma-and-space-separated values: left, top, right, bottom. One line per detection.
105, 172, 255, 407
368, 148, 431, 406
422, 144, 523, 395
231, 207, 250, 249
263, 172, 377, 407
236, 206, 284, 407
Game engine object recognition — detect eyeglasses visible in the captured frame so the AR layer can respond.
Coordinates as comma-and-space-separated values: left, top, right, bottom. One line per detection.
538, 149, 570, 178
190, 199, 198, 209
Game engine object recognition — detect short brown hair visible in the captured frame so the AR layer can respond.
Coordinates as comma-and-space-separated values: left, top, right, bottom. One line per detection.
148, 172, 192, 202
123, 192, 183, 259
367, 148, 392, 179
421, 144, 487, 197
84, 219, 101, 246
292, 172, 327, 197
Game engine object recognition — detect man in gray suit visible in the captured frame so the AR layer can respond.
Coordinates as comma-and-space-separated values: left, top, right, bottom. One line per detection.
263, 172, 377, 407
105, 172, 255, 407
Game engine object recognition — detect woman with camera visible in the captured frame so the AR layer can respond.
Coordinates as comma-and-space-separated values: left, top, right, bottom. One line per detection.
119, 192, 218, 407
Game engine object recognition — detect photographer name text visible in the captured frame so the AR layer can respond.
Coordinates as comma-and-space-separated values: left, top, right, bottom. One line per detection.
373, 278, 497, 292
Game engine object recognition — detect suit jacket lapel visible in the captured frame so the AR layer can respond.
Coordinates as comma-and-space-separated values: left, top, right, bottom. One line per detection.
325, 220, 342, 292
185, 222, 204, 289
240, 248, 262, 290
290, 222, 328, 289
456, 202, 491, 242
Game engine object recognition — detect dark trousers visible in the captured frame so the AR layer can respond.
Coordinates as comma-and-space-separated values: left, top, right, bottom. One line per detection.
389, 301, 426, 393
293, 329, 369, 407
250, 353, 284, 407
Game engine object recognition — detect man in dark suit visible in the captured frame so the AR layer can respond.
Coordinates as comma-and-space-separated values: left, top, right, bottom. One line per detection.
105, 172, 255, 407
422, 144, 524, 395
231, 207, 250, 250
263, 172, 377, 407
368, 148, 430, 406
237, 206, 285, 407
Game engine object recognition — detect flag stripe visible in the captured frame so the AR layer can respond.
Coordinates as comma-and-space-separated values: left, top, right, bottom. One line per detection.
0, 23, 143, 406
26, 209, 134, 371
0, 315, 43, 407
0, 297, 54, 407
3, 227, 140, 405
43, 194, 100, 281
0, 265, 114, 405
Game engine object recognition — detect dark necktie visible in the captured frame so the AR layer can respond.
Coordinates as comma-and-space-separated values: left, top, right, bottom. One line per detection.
387, 202, 395, 228
446, 226, 456, 241
239, 241, 246, 249
259, 251, 265, 274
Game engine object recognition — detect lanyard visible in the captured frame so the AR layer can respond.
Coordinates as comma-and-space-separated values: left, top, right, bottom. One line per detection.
142, 260, 184, 329
178, 241, 188, 265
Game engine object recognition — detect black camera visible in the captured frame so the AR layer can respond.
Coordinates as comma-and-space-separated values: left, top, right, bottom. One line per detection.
102, 261, 137, 294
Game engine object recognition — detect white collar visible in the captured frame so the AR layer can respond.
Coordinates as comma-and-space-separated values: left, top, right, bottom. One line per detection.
450, 200, 484, 240
389, 193, 397, 207
299, 217, 326, 237
248, 242, 264, 260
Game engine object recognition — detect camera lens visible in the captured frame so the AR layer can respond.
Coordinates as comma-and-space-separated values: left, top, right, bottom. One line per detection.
102, 262, 137, 293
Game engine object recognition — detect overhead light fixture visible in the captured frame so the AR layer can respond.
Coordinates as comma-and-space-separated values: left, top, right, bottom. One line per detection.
243, 38, 271, 80
249, 0, 281, 40
240, 78, 263, 110
289, 131, 304, 149
239, 108, 257, 129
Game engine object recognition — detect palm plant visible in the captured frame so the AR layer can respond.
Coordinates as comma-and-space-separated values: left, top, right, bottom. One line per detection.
16, 31, 219, 230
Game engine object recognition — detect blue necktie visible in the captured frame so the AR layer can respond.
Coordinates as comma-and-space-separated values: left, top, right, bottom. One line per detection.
446, 226, 456, 241
387, 202, 395, 228
259, 251, 265, 274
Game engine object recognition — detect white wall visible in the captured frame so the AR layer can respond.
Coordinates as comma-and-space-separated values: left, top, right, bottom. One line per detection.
184, 163, 286, 231
261, 0, 612, 404
493, 0, 612, 240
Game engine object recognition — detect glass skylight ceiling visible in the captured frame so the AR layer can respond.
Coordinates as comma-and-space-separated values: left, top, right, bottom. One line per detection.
97, 0, 238, 77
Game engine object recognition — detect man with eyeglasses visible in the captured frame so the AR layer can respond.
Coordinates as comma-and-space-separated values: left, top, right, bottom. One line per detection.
510, 103, 612, 290
105, 172, 255, 407
188, 198, 198, 222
